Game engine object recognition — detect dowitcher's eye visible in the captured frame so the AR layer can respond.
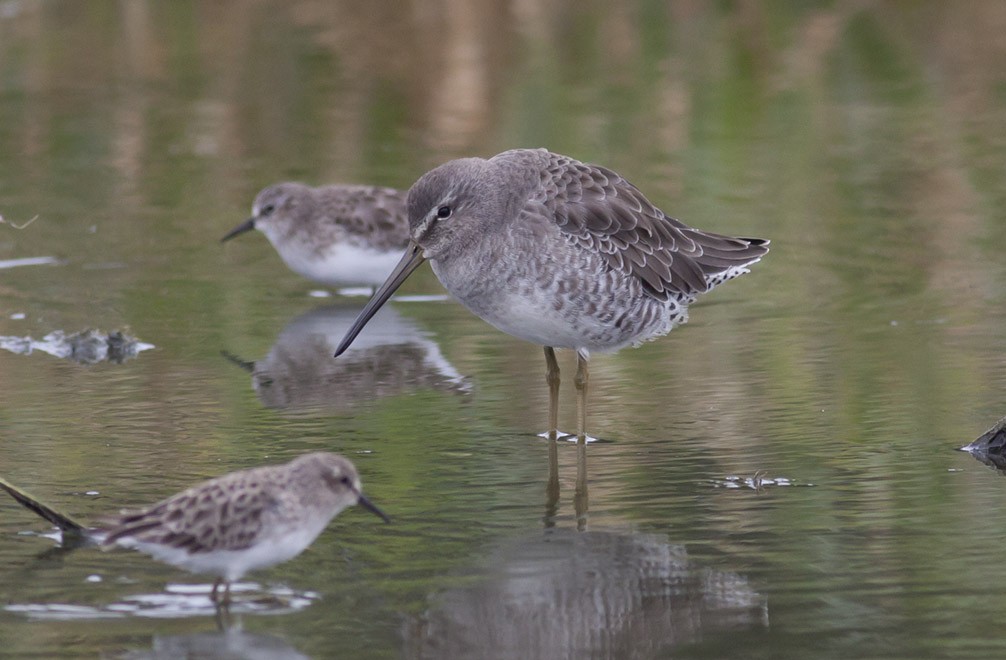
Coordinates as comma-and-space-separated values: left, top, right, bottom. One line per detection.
261, 204, 275, 216
436, 205, 452, 219
340, 475, 352, 487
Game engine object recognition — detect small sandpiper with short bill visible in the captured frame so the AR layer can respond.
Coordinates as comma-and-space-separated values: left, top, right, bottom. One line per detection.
222, 182, 410, 289
0, 452, 388, 604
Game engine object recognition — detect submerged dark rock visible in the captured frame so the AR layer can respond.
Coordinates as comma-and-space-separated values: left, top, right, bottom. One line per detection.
960, 416, 1006, 471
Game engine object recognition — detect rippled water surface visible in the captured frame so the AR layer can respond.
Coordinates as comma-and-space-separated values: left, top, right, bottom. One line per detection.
2, 2, 1006, 658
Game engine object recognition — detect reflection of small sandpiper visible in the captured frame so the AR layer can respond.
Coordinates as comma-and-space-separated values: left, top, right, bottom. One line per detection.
0, 453, 388, 604
335, 149, 769, 441
221, 182, 410, 288
222, 304, 469, 413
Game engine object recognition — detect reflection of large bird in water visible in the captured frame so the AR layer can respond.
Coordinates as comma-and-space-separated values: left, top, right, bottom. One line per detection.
223, 305, 469, 413
403, 528, 768, 658
143, 629, 309, 659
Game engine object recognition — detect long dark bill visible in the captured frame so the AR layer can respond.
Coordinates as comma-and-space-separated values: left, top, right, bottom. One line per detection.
357, 493, 391, 523
220, 218, 256, 243
333, 242, 426, 357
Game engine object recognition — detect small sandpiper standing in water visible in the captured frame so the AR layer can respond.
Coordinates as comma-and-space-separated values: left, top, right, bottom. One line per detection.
221, 183, 410, 288
334, 149, 769, 441
0, 452, 388, 604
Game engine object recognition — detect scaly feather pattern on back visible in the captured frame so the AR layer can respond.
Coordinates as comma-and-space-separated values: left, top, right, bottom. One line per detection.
508, 150, 769, 301
314, 185, 410, 252
100, 466, 284, 554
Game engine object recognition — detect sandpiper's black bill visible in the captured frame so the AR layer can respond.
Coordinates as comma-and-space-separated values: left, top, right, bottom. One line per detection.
357, 493, 391, 523
333, 242, 427, 357
220, 218, 256, 243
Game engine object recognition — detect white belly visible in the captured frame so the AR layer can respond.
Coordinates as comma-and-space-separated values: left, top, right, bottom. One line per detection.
123, 520, 330, 582
291, 243, 403, 287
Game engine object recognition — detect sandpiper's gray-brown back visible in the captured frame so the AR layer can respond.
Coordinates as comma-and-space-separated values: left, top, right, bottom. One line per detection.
101, 453, 356, 553
0, 452, 388, 605
335, 148, 769, 440
222, 182, 409, 287
93, 452, 387, 602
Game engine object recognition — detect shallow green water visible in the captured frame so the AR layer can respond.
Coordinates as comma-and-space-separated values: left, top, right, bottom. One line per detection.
2, 1, 1006, 658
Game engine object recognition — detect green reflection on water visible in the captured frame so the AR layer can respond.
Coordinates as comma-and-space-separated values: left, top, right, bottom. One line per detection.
1, 1, 1006, 658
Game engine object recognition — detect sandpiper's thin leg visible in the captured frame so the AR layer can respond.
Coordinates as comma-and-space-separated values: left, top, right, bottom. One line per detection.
214, 596, 233, 629
575, 438, 589, 531
210, 577, 222, 603
574, 350, 589, 443
544, 347, 560, 440
222, 581, 232, 605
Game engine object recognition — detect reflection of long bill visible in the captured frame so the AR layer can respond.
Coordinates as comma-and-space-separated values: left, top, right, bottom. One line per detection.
333, 241, 427, 357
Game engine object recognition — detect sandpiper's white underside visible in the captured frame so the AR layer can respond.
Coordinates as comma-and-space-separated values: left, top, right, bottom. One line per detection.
263, 230, 405, 288
118, 515, 335, 582
491, 289, 689, 352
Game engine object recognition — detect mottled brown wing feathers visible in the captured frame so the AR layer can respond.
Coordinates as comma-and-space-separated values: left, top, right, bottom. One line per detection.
542, 156, 768, 300
318, 186, 409, 251
101, 500, 183, 547
101, 474, 280, 553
